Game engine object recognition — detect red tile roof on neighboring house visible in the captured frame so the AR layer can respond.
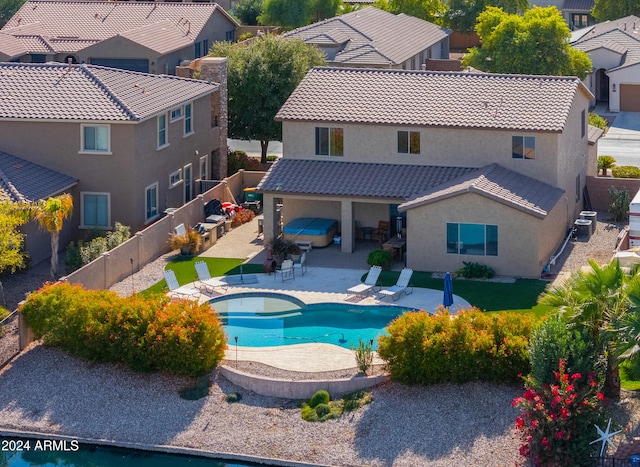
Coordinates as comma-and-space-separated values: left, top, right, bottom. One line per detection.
276, 67, 592, 132
399, 163, 564, 219
0, 62, 218, 121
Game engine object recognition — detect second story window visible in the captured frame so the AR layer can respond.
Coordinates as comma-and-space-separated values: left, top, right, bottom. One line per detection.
581, 109, 586, 138
171, 107, 183, 121
195, 42, 202, 58
398, 130, 420, 154
184, 103, 193, 135
512, 136, 535, 160
315, 127, 343, 156
158, 114, 168, 149
81, 125, 110, 153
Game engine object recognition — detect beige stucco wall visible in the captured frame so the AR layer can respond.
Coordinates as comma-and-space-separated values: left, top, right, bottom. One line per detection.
607, 64, 640, 112
404, 192, 569, 278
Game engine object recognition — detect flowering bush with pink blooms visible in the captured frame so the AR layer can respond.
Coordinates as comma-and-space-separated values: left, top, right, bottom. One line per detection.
513, 358, 607, 466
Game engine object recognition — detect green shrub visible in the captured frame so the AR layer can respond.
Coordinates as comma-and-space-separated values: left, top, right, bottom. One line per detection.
180, 376, 211, 400
237, 32, 254, 41
227, 149, 263, 175
225, 391, 243, 403
65, 222, 131, 273
367, 249, 393, 270
301, 389, 371, 422
343, 390, 372, 412
351, 337, 374, 374
597, 155, 616, 176
588, 112, 608, 131
612, 165, 640, 179
266, 154, 279, 162
308, 389, 330, 408
378, 309, 535, 385
19, 282, 227, 376
456, 261, 495, 279
608, 185, 631, 222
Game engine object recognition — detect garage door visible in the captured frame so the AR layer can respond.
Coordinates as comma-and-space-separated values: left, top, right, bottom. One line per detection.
89, 58, 149, 73
620, 84, 640, 111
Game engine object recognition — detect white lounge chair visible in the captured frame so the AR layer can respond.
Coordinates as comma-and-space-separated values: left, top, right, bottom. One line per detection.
164, 269, 201, 300
378, 268, 414, 301
275, 259, 295, 281
293, 252, 307, 276
194, 261, 228, 295
347, 266, 382, 297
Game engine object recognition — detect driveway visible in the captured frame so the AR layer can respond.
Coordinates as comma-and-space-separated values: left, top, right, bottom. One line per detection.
598, 111, 640, 167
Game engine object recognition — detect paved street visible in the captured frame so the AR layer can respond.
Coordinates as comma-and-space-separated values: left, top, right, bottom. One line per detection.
598, 111, 640, 167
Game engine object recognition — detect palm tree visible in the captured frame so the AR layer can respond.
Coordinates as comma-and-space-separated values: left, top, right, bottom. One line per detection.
35, 194, 73, 279
539, 259, 631, 399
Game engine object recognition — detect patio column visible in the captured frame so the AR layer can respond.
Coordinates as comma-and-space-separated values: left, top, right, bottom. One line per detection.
341, 200, 354, 253
262, 195, 276, 241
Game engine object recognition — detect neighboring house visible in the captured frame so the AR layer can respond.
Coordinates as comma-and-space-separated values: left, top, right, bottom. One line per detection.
258, 67, 598, 278
529, 0, 595, 29
0, 151, 78, 265
0, 0, 238, 74
283, 7, 451, 70
571, 16, 640, 112
0, 58, 228, 244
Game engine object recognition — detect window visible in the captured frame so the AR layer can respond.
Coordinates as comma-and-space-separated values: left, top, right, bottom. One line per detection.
200, 154, 209, 180
82, 193, 109, 228
203, 39, 209, 55
184, 103, 193, 135
184, 164, 192, 203
171, 107, 183, 121
145, 183, 159, 221
576, 174, 581, 202
447, 223, 498, 256
169, 169, 183, 188
512, 136, 535, 160
195, 42, 202, 58
398, 130, 420, 154
81, 125, 110, 153
315, 127, 344, 156
581, 109, 586, 138
158, 114, 168, 148
225, 30, 235, 41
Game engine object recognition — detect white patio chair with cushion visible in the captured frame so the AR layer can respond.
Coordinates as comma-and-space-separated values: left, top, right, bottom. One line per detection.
164, 269, 201, 300
293, 252, 307, 276
194, 261, 228, 295
378, 268, 414, 301
174, 223, 186, 237
275, 259, 295, 281
347, 266, 382, 297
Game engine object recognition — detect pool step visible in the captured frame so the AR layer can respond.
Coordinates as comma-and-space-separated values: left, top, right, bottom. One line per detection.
222, 312, 302, 320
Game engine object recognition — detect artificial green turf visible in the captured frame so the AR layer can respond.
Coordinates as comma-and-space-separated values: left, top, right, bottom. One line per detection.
620, 361, 640, 392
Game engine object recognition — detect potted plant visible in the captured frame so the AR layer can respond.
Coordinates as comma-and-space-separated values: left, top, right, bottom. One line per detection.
168, 228, 202, 256
267, 237, 301, 265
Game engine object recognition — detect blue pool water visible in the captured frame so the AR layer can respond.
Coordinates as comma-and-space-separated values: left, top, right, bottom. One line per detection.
209, 293, 413, 349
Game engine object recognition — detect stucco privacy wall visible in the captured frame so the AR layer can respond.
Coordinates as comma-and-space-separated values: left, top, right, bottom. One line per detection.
60, 170, 265, 291
405, 191, 568, 278
587, 176, 640, 211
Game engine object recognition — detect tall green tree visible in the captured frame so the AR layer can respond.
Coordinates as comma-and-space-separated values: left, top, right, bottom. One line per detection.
592, 0, 640, 22
444, 0, 528, 34
234, 0, 264, 26
209, 35, 325, 163
463, 6, 592, 79
259, 0, 340, 28
374, 0, 447, 24
0, 0, 24, 26
539, 259, 631, 399
0, 199, 31, 307
34, 194, 73, 279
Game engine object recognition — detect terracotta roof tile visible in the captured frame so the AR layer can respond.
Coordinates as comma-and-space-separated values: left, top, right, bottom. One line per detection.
573, 29, 640, 69
276, 67, 590, 132
0, 62, 217, 121
399, 164, 564, 219
0, 33, 27, 59
0, 150, 77, 202
588, 124, 604, 145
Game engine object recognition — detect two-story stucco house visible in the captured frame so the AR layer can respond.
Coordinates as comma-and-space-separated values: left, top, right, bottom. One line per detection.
257, 67, 597, 278
0, 58, 228, 239
283, 7, 450, 70
0, 0, 238, 74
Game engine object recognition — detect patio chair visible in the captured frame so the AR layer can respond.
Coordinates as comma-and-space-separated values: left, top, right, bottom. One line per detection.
347, 266, 382, 297
378, 268, 414, 301
275, 259, 295, 281
293, 252, 307, 276
194, 261, 228, 295
164, 269, 201, 300
372, 221, 390, 244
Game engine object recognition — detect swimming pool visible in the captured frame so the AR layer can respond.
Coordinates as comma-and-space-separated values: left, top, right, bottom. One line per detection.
209, 293, 414, 349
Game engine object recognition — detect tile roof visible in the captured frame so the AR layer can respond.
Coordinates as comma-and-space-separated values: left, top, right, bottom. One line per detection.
118, 20, 194, 55
257, 158, 477, 199
573, 28, 640, 71
572, 15, 640, 42
283, 7, 450, 67
588, 124, 604, 145
0, 62, 217, 121
0, 150, 77, 202
399, 164, 564, 219
562, 0, 594, 12
0, 33, 27, 60
276, 67, 591, 132
0, 0, 237, 55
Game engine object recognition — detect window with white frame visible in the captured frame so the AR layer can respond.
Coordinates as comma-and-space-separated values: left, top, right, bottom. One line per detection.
200, 154, 209, 180
145, 183, 159, 221
315, 127, 343, 156
398, 130, 420, 154
81, 192, 110, 228
447, 222, 498, 256
158, 114, 168, 148
170, 107, 183, 121
512, 136, 535, 160
169, 169, 183, 188
81, 125, 110, 153
184, 103, 193, 135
